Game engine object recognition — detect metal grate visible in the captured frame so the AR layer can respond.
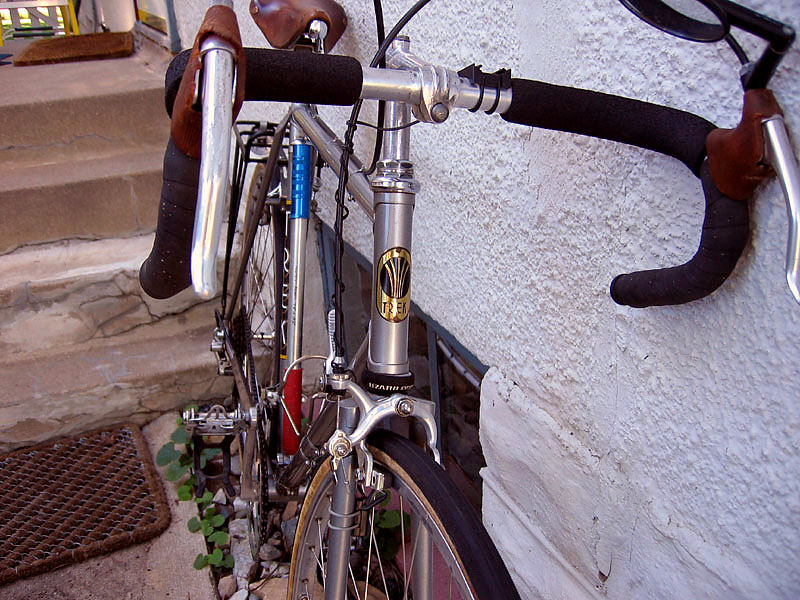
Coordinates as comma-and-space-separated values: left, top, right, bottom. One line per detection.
0, 424, 170, 584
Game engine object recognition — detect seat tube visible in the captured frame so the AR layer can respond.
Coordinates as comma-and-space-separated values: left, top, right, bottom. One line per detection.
283, 121, 313, 455
363, 97, 419, 395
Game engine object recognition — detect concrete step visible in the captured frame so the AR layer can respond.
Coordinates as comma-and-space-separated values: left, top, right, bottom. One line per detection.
0, 302, 231, 454
0, 235, 203, 357
0, 52, 170, 170
0, 147, 164, 254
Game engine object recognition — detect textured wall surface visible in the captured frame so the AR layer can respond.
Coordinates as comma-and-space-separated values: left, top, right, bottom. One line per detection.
172, 0, 800, 597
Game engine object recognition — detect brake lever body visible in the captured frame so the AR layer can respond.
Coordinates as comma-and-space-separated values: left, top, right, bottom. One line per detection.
762, 115, 800, 303
191, 35, 237, 299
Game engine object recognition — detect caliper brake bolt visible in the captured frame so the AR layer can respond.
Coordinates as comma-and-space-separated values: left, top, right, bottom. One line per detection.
396, 399, 414, 417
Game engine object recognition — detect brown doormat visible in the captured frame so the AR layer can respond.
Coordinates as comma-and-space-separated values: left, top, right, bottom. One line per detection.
13, 31, 134, 66
0, 424, 171, 585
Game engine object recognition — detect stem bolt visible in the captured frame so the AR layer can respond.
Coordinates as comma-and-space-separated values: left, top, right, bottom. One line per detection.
431, 103, 450, 123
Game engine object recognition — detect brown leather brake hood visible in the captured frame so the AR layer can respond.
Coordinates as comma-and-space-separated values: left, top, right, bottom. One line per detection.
706, 89, 783, 201
171, 5, 247, 158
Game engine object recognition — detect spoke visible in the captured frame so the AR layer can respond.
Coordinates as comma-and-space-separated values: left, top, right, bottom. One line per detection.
348, 561, 363, 600
368, 507, 391, 600
316, 518, 326, 584
400, 495, 407, 596
403, 506, 422, 600
364, 508, 374, 600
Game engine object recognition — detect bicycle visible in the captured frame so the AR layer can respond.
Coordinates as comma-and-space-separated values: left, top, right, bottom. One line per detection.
138, 0, 798, 598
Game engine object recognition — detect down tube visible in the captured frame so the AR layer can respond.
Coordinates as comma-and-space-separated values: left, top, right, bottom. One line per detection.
282, 124, 312, 456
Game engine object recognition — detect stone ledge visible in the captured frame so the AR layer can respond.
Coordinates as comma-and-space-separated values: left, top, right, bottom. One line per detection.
0, 308, 230, 453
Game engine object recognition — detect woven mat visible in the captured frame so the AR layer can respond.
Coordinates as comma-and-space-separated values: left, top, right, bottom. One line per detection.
0, 425, 170, 585
13, 31, 133, 66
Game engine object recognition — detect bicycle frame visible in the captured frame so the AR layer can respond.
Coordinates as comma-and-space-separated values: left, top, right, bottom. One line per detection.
217, 39, 446, 598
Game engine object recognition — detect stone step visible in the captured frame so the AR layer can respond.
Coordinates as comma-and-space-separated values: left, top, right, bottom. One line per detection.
0, 235, 204, 357
0, 302, 231, 454
0, 52, 170, 170
0, 147, 164, 254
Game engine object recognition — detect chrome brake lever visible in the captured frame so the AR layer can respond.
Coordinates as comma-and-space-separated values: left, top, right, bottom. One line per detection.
763, 115, 800, 304
191, 35, 237, 300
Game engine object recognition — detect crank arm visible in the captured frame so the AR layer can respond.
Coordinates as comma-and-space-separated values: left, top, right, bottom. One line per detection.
763, 115, 800, 303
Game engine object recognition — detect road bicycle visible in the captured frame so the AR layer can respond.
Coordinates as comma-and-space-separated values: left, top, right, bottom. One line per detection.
139, 0, 798, 598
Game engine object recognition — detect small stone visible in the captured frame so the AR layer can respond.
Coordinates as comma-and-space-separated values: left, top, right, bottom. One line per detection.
229, 517, 249, 540
281, 516, 298, 551
231, 520, 258, 588
213, 487, 227, 505
258, 543, 281, 562
217, 574, 237, 600
266, 536, 282, 547
229, 590, 249, 600
249, 578, 289, 600
260, 561, 290, 578
233, 497, 249, 519
281, 500, 298, 521
231, 453, 242, 476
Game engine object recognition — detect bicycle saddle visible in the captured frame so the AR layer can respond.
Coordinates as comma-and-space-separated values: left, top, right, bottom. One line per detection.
249, 0, 347, 52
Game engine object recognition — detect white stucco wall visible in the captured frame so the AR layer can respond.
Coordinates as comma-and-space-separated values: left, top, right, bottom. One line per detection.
173, 1, 800, 597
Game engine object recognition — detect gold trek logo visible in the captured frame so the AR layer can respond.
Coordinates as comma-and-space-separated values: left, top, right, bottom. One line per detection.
376, 247, 411, 322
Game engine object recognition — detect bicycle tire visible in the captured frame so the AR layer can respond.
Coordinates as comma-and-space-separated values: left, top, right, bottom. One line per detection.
232, 161, 287, 556
288, 430, 520, 600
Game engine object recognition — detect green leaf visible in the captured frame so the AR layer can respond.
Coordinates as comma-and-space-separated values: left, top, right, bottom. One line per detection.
208, 530, 229, 546
378, 533, 400, 561
195, 490, 213, 504
178, 453, 193, 467
221, 553, 234, 569
165, 462, 189, 482
201, 448, 221, 459
377, 509, 401, 529
204, 507, 217, 519
177, 485, 193, 501
193, 553, 208, 569
155, 443, 180, 466
379, 491, 392, 508
210, 514, 225, 528
199, 454, 208, 469
201, 522, 214, 537
207, 547, 224, 566
171, 428, 189, 445
187, 517, 201, 533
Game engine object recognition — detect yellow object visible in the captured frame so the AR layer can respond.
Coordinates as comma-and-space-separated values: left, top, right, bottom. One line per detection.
0, 0, 80, 47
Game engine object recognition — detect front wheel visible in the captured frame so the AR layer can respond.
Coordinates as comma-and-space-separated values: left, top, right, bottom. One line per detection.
288, 430, 520, 600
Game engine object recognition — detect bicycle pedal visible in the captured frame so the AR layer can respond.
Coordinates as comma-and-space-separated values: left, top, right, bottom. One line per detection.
183, 404, 251, 436
191, 434, 237, 498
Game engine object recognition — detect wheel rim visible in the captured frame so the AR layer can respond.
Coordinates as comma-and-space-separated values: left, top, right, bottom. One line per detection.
290, 451, 477, 600
239, 164, 282, 559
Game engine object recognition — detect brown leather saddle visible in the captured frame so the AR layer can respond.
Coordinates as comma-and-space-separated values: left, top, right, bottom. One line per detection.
250, 0, 347, 52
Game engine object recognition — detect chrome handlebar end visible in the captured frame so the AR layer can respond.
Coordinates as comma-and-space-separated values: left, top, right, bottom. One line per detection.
763, 115, 800, 304
191, 36, 237, 300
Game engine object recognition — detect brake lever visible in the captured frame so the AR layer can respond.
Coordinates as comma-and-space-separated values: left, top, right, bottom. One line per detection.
762, 115, 800, 304
191, 34, 237, 299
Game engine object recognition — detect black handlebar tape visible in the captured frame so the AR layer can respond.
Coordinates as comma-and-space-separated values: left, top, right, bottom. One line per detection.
139, 138, 199, 299
165, 47, 363, 118
501, 78, 715, 176
610, 160, 748, 307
